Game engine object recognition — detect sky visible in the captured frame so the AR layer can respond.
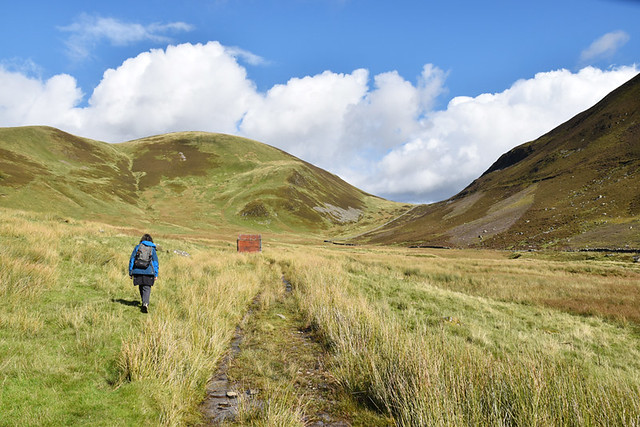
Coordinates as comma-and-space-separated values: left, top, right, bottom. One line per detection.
0, 0, 638, 203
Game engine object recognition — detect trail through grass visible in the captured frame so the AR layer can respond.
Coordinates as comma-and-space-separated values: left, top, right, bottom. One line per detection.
0, 209, 278, 425
2, 208, 640, 425
221, 279, 392, 426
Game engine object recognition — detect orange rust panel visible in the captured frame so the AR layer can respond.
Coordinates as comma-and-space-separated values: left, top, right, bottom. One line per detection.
237, 235, 262, 252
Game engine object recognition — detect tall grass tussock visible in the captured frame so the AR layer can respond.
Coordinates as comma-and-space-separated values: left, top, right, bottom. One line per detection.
280, 248, 640, 426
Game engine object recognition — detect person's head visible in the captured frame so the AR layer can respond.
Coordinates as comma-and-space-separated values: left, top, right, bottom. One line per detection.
140, 233, 153, 243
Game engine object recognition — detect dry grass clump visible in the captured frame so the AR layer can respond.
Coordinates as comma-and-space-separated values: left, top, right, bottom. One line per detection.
234, 386, 307, 427
0, 213, 62, 297
115, 250, 281, 424
280, 249, 640, 426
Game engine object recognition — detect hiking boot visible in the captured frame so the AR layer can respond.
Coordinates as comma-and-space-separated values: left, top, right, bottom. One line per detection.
141, 303, 148, 313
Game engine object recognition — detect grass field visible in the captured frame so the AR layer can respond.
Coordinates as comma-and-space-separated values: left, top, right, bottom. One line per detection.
282, 247, 640, 425
0, 208, 280, 425
1, 207, 639, 425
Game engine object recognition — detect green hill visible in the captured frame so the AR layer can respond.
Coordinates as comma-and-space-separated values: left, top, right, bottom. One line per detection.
0, 126, 138, 221
3, 73, 638, 248
355, 73, 640, 250
0, 127, 408, 237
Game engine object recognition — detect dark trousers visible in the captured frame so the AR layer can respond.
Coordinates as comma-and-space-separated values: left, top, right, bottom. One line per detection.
139, 285, 151, 305
133, 275, 155, 305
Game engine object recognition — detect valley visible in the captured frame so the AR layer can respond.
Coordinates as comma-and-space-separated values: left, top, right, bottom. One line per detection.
1, 209, 639, 425
1, 73, 639, 425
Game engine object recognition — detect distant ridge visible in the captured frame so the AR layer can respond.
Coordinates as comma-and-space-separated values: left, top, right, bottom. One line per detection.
2, 74, 638, 248
354, 73, 640, 250
0, 127, 408, 236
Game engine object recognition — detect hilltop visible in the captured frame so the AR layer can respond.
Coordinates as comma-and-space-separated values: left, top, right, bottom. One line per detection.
354, 73, 640, 250
0, 127, 409, 237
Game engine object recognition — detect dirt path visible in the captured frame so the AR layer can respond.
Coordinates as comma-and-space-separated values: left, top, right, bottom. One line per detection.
200, 277, 389, 426
200, 294, 262, 424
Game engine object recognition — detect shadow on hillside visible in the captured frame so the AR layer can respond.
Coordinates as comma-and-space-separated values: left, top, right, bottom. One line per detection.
112, 298, 140, 307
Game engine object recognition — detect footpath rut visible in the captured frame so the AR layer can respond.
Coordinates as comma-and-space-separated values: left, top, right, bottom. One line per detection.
200, 294, 262, 424
200, 277, 354, 426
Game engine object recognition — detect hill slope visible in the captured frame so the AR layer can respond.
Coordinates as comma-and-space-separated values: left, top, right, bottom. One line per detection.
0, 127, 408, 236
355, 73, 640, 250
0, 126, 138, 221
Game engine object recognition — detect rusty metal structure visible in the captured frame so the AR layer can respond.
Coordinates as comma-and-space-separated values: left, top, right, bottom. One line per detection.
237, 234, 261, 253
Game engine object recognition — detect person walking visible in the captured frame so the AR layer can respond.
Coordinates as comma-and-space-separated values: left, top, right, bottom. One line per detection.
128, 233, 159, 313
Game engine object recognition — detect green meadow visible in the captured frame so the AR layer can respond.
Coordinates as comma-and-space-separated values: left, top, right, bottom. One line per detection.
1, 207, 639, 426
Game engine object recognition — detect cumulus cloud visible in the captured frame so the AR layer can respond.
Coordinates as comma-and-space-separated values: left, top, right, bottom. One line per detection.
80, 42, 260, 141
580, 30, 630, 63
239, 64, 449, 173
361, 66, 639, 202
0, 41, 637, 203
239, 69, 370, 163
58, 14, 193, 60
0, 66, 83, 129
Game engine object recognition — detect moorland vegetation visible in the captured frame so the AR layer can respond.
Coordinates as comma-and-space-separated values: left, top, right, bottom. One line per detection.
1, 209, 639, 425
1, 74, 639, 425
357, 73, 640, 250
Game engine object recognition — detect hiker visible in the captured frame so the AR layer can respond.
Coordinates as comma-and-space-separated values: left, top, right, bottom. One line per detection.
128, 233, 159, 313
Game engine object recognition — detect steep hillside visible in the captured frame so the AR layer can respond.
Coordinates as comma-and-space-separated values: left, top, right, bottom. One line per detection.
0, 127, 408, 236
0, 126, 139, 221
356, 73, 640, 250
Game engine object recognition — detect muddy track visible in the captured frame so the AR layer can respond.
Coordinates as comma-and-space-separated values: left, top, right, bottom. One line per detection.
200, 277, 354, 426
200, 294, 262, 424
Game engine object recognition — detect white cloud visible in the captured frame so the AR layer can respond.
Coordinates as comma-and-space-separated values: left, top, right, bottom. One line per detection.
362, 66, 639, 202
240, 64, 448, 170
0, 41, 637, 203
225, 46, 268, 66
239, 69, 370, 163
58, 14, 193, 60
80, 42, 259, 141
580, 30, 630, 63
341, 65, 444, 156
0, 58, 44, 78
0, 66, 83, 129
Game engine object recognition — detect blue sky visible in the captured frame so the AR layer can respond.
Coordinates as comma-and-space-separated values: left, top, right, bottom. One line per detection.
0, 0, 638, 202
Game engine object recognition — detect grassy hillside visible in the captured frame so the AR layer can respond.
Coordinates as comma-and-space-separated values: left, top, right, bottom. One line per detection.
0, 126, 139, 221
2, 208, 639, 425
117, 132, 409, 236
356, 73, 640, 250
0, 127, 408, 238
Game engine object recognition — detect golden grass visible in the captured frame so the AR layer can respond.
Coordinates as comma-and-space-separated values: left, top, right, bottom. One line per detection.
336, 247, 640, 323
277, 246, 640, 426
2, 207, 639, 425
0, 214, 62, 298
234, 386, 307, 427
